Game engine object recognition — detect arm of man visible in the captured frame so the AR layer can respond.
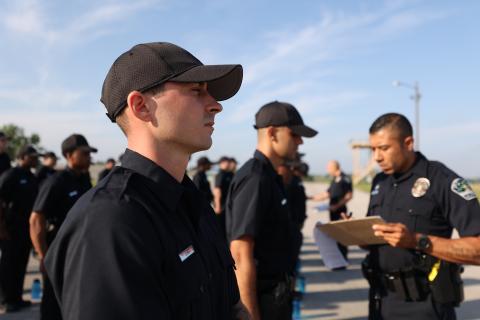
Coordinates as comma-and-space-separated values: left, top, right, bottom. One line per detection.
329, 191, 353, 212
230, 236, 259, 320
371, 223, 480, 265
309, 191, 330, 201
29, 212, 48, 257
213, 187, 222, 214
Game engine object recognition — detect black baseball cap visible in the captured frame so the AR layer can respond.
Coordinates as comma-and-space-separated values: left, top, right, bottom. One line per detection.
61, 134, 98, 157
17, 145, 42, 159
254, 101, 318, 138
218, 156, 230, 163
101, 42, 243, 122
44, 151, 57, 159
197, 156, 214, 167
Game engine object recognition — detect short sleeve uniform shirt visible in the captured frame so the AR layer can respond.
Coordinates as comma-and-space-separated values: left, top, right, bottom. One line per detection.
327, 172, 352, 215
44, 149, 239, 320
226, 150, 294, 277
33, 168, 92, 241
214, 169, 233, 211
0, 167, 38, 232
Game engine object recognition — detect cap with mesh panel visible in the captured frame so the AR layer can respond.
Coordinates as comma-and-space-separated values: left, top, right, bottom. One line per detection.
254, 101, 318, 138
101, 42, 243, 122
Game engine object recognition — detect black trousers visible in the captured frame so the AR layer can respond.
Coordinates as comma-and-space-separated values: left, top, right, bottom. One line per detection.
258, 277, 293, 320
0, 229, 31, 304
41, 273, 62, 320
372, 290, 456, 320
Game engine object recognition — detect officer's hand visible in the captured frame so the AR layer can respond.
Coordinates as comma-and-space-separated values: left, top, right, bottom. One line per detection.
372, 223, 416, 248
340, 212, 353, 220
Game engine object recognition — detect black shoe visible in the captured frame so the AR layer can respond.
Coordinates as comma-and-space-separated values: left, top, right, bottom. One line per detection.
16, 300, 32, 309
1, 303, 20, 313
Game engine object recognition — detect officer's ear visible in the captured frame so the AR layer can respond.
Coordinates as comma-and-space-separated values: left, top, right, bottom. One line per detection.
404, 135, 414, 151
126, 91, 153, 123
266, 126, 278, 143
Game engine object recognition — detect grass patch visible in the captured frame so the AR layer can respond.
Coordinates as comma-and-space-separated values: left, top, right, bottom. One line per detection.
471, 183, 480, 198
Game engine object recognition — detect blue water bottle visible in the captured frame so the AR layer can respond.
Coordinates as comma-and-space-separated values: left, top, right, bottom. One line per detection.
31, 278, 42, 301
298, 275, 306, 294
292, 297, 301, 320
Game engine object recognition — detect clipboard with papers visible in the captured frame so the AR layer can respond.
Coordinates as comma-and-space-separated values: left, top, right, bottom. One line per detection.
315, 216, 388, 246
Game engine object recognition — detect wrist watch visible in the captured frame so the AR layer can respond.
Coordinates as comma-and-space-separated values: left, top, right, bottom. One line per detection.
416, 234, 431, 251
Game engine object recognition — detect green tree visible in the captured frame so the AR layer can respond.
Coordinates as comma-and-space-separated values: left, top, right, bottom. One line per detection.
0, 124, 42, 159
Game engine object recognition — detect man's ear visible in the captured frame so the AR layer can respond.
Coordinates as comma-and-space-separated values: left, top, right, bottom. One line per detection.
266, 126, 277, 142
404, 135, 414, 151
126, 91, 152, 122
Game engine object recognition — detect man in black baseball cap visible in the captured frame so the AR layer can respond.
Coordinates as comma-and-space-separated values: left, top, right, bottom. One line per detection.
44, 42, 248, 320
101, 42, 242, 122
0, 145, 40, 312
227, 101, 317, 320
254, 101, 317, 138
193, 156, 214, 204
30, 134, 95, 320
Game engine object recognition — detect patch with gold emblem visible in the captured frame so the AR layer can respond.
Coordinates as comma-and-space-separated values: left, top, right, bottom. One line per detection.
411, 177, 430, 198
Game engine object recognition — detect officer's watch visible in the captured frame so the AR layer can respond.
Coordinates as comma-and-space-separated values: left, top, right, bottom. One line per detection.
416, 234, 431, 251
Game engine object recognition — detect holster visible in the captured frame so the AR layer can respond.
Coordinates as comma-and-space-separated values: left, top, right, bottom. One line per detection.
429, 261, 464, 306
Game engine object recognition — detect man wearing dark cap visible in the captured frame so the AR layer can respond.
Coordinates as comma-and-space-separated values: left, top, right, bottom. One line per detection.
0, 146, 40, 312
193, 156, 214, 204
30, 134, 96, 320
0, 132, 11, 176
226, 101, 317, 320
213, 156, 233, 234
97, 158, 116, 182
36, 152, 58, 185
44, 42, 247, 320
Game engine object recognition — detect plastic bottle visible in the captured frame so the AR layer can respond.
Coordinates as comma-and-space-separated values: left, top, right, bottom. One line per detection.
31, 278, 42, 301
298, 275, 306, 294
292, 297, 301, 320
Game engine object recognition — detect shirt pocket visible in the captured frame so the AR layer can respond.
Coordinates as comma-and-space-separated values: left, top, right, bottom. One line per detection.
165, 249, 208, 319
403, 199, 435, 232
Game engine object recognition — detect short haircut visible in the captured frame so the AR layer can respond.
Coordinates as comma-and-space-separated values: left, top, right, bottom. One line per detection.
115, 84, 165, 135
369, 113, 413, 139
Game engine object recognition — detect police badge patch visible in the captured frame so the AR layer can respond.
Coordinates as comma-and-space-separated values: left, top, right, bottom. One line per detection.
451, 178, 477, 201
411, 177, 430, 198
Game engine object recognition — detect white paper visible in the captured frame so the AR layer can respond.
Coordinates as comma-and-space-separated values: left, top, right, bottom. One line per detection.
313, 222, 349, 270
314, 203, 329, 212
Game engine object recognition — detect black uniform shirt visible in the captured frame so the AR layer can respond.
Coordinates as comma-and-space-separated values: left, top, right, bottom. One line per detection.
193, 171, 213, 204
0, 167, 38, 227
33, 167, 92, 239
328, 172, 352, 213
44, 149, 239, 320
286, 175, 307, 226
97, 168, 112, 182
214, 169, 233, 211
0, 152, 11, 176
226, 150, 294, 277
36, 165, 56, 185
367, 152, 480, 272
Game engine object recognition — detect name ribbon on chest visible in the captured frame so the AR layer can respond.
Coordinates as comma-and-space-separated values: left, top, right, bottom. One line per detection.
179, 245, 195, 262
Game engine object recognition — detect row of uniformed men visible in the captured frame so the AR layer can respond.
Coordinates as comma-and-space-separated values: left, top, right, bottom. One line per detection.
3, 41, 480, 320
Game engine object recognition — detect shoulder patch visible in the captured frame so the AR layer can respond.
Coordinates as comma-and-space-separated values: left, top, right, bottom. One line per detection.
451, 178, 477, 201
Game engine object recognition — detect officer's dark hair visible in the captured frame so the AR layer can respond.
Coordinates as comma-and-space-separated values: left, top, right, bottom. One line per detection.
369, 113, 413, 140
116, 84, 165, 136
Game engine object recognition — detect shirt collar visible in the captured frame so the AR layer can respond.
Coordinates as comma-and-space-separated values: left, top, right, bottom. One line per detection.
254, 150, 276, 173
393, 152, 428, 182
121, 149, 194, 212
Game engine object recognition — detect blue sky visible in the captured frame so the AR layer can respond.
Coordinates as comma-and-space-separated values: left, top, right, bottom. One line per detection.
1, 0, 479, 177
